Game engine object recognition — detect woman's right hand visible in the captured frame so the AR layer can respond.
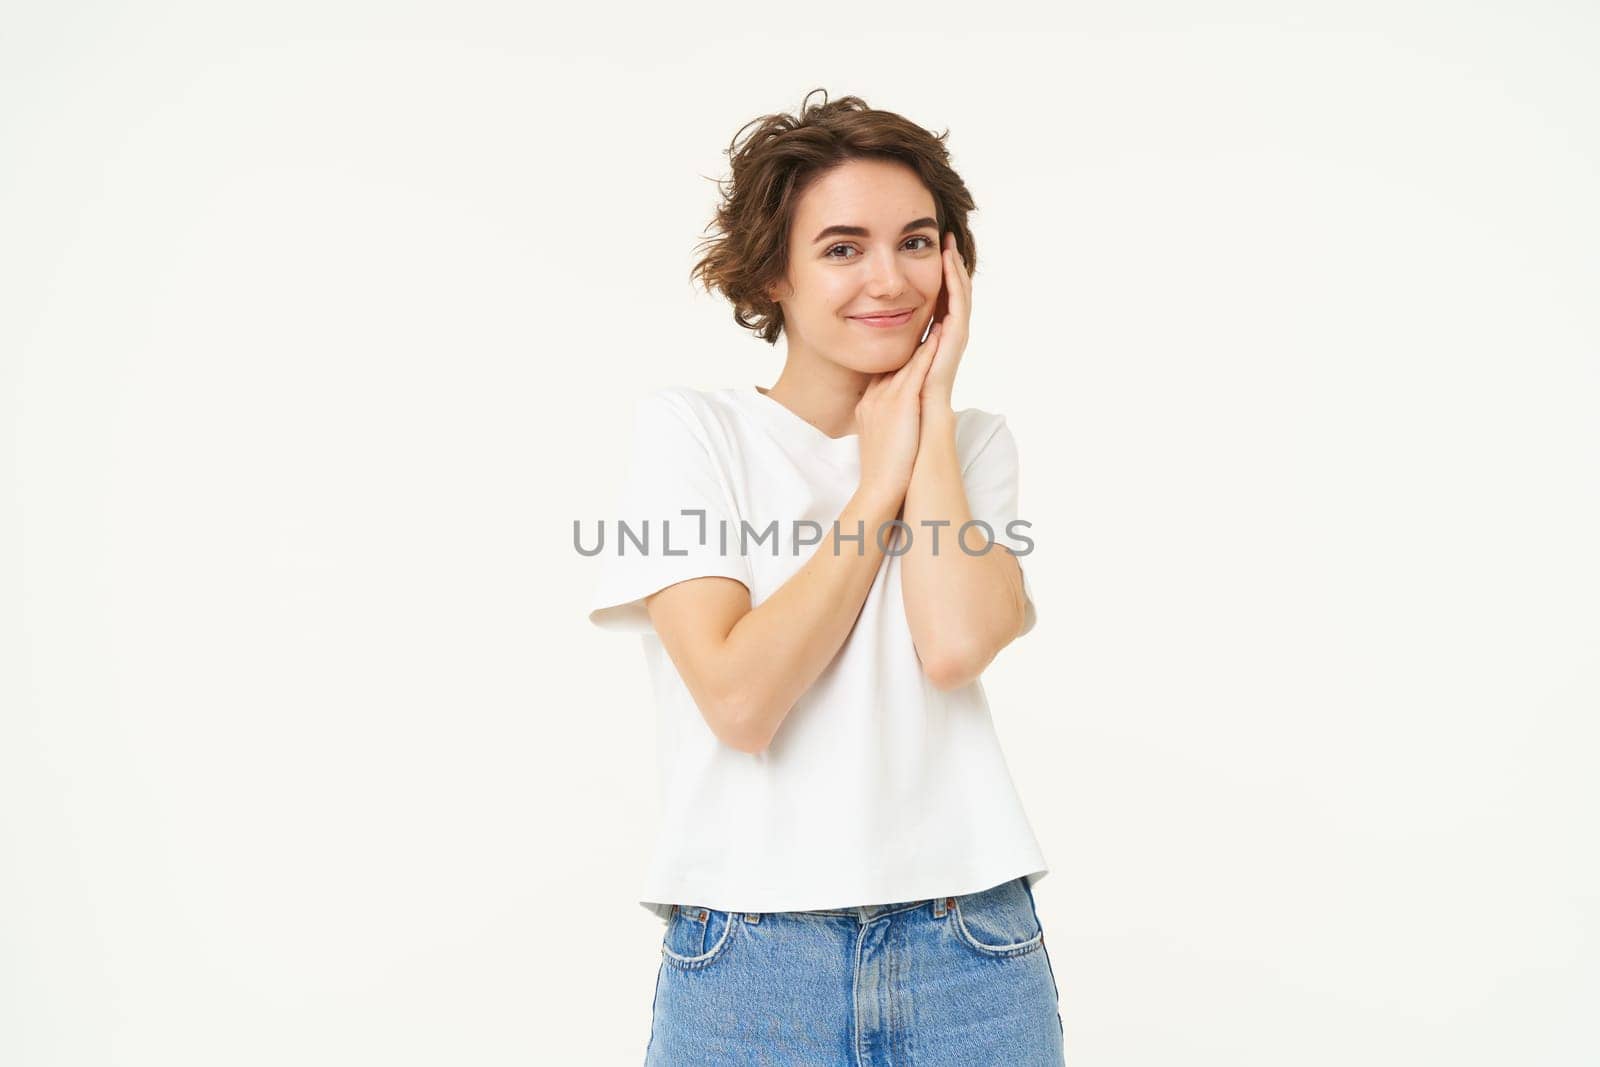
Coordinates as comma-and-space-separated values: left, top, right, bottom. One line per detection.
855, 321, 943, 506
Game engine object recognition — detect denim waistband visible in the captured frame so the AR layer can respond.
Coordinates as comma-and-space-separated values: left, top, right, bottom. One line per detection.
675, 877, 1025, 925
807, 896, 950, 922
677, 895, 962, 925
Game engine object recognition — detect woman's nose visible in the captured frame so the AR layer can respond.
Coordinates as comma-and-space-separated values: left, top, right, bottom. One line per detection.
865, 254, 909, 296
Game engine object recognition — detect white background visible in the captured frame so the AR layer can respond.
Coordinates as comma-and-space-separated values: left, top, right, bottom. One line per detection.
4, 3, 1596, 1064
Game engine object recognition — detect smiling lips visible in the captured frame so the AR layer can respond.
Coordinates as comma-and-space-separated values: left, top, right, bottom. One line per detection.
850, 309, 915, 328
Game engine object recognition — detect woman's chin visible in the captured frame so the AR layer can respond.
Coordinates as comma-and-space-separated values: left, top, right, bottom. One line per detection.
836, 347, 918, 375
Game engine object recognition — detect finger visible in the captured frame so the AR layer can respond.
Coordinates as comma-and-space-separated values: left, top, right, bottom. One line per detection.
894, 317, 939, 372
860, 371, 891, 404
893, 323, 941, 397
893, 322, 940, 385
944, 245, 967, 318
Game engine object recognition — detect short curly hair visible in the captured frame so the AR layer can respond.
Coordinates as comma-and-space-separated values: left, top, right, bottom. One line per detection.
690, 88, 979, 346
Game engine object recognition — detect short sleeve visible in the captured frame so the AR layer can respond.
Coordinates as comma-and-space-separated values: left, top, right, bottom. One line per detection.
587, 390, 755, 634
960, 415, 1038, 638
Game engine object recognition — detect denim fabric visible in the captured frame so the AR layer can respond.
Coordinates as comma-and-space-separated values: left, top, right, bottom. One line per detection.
644, 876, 1065, 1066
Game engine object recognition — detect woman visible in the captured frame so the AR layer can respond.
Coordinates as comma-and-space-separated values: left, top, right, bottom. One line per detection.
588, 89, 1064, 1065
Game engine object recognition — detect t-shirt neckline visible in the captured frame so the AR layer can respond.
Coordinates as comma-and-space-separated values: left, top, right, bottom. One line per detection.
741, 384, 862, 458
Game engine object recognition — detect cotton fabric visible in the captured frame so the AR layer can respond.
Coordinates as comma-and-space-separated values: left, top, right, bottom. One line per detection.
588, 384, 1048, 922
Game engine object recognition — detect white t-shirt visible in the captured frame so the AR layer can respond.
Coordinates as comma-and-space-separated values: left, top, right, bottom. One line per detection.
587, 383, 1049, 921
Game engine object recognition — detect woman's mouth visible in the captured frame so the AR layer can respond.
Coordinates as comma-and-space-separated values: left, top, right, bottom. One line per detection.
849, 309, 915, 328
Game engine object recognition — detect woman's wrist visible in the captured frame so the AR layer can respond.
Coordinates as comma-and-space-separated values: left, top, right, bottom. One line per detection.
920, 393, 956, 423
919, 399, 957, 439
854, 477, 907, 517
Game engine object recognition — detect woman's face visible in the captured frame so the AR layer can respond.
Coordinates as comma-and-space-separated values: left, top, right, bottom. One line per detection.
768, 158, 944, 374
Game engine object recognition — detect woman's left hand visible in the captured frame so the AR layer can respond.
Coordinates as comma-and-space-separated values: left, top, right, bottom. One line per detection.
920, 231, 970, 410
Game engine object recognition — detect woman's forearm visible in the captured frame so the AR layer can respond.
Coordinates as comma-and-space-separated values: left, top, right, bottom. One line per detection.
899, 405, 1026, 688
718, 483, 904, 752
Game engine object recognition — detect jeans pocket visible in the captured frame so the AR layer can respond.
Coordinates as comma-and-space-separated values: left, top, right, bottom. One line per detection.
661, 904, 738, 971
950, 877, 1046, 959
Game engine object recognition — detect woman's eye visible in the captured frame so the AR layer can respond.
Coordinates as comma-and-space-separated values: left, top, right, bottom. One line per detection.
826, 236, 936, 259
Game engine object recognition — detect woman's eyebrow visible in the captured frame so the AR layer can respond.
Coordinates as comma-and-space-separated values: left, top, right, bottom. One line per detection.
811, 216, 938, 244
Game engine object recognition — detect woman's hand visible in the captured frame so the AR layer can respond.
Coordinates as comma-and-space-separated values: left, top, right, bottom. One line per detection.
855, 319, 943, 506
920, 231, 970, 410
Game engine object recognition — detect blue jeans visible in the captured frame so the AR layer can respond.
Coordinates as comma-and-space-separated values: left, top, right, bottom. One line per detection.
645, 875, 1066, 1065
